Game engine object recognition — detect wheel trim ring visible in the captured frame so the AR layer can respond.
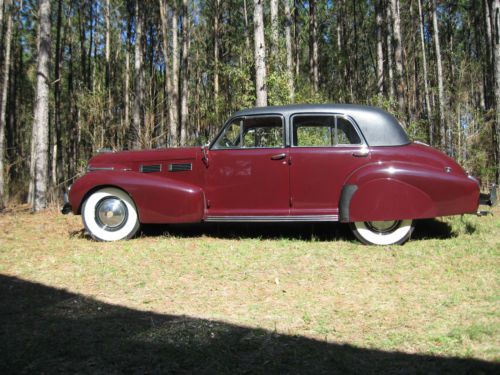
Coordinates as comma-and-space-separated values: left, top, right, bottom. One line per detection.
364, 220, 401, 234
94, 197, 129, 232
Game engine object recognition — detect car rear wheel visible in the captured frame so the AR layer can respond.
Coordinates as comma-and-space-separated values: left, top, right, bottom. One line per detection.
82, 187, 140, 241
350, 219, 413, 245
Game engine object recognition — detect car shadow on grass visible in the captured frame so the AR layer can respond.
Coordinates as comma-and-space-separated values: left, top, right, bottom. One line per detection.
141, 221, 352, 242
140, 218, 459, 242
1, 274, 497, 374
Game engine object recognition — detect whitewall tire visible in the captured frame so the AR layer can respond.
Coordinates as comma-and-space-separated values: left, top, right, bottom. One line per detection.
82, 187, 140, 241
350, 220, 414, 245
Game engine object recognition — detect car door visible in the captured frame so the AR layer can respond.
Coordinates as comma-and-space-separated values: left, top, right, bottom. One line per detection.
289, 114, 370, 217
205, 115, 290, 218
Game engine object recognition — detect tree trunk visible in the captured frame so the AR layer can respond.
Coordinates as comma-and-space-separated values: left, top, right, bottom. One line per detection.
87, 1, 94, 91
53, 0, 63, 186
253, 0, 268, 107
294, 0, 300, 77
390, 0, 405, 115
270, 0, 279, 69
132, 0, 144, 149
418, 0, 433, 144
243, 0, 251, 50
159, 0, 171, 147
284, 0, 294, 101
32, 0, 51, 212
309, 0, 319, 93
171, 0, 179, 146
104, 0, 112, 135
431, 0, 447, 150
376, 0, 384, 95
485, 0, 494, 109
180, 0, 189, 145
0, 0, 12, 210
493, 0, 500, 185
124, 13, 131, 148
105, 0, 110, 90
386, 3, 395, 99
0, 0, 4, 41
213, 0, 220, 124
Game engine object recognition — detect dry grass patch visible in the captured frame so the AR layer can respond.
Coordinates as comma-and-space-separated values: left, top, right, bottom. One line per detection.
0, 206, 499, 373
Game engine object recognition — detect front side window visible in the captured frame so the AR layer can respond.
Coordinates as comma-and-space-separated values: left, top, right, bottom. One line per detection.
293, 115, 362, 147
213, 116, 284, 149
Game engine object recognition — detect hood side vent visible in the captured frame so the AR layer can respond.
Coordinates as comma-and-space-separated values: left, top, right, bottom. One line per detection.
140, 164, 162, 173
168, 163, 192, 172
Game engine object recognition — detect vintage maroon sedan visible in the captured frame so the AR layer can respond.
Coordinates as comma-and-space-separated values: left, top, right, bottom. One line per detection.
62, 104, 495, 245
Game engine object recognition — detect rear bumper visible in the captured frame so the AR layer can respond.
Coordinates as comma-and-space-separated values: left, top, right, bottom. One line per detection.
61, 192, 72, 214
479, 185, 497, 206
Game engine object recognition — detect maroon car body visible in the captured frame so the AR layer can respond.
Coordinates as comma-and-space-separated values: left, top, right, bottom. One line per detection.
65, 104, 484, 244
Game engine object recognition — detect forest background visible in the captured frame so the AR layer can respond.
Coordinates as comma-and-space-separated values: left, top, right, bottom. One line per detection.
0, 0, 498, 211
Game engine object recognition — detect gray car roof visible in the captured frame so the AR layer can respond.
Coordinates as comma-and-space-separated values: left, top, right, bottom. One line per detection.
232, 104, 410, 147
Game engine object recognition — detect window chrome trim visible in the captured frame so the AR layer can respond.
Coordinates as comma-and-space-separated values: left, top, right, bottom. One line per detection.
210, 114, 286, 151
290, 113, 367, 148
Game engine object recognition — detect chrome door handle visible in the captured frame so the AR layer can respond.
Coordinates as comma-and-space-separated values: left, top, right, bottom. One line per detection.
271, 153, 287, 160
352, 148, 369, 157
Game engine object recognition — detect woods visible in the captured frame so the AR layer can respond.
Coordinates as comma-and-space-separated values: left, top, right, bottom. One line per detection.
0, 0, 498, 211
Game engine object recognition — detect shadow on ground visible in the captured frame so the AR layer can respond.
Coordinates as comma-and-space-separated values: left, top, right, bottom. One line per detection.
139, 218, 458, 242
1, 275, 496, 374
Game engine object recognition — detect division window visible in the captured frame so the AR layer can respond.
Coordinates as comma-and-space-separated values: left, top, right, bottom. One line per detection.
293, 115, 362, 147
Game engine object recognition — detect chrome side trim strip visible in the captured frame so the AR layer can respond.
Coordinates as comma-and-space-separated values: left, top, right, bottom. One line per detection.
205, 215, 338, 223
87, 166, 115, 171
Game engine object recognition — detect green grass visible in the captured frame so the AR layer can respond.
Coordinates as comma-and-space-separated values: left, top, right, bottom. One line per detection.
0, 206, 498, 373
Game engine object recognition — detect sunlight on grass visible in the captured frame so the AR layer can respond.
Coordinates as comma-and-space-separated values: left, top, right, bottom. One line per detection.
0, 206, 498, 362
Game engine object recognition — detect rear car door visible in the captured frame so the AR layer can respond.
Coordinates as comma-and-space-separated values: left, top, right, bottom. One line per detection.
289, 114, 370, 218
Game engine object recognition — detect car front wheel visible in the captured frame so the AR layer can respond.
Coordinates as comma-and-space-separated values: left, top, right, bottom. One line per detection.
82, 187, 140, 241
350, 219, 414, 245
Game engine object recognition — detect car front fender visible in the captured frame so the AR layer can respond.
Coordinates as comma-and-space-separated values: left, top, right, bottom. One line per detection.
339, 162, 479, 222
69, 171, 205, 224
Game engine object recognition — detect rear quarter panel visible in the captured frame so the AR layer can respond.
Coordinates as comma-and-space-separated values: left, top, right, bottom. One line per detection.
343, 144, 480, 222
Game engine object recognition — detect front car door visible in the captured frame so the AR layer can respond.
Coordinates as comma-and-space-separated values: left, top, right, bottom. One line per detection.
205, 115, 290, 219
289, 114, 370, 218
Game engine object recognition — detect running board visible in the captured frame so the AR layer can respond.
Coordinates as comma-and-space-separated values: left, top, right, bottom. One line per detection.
205, 215, 339, 223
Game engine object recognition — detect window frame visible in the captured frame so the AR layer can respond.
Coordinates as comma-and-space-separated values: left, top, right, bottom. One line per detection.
290, 113, 366, 148
210, 114, 286, 151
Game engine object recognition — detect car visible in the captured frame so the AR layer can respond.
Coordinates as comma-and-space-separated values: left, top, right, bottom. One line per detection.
61, 104, 496, 245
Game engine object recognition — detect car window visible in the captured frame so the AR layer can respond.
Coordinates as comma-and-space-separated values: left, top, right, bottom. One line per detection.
213, 116, 283, 149
212, 119, 242, 149
337, 117, 362, 145
293, 115, 362, 147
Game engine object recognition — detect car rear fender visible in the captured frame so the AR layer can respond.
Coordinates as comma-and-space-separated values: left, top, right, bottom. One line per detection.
339, 162, 478, 222
69, 171, 205, 224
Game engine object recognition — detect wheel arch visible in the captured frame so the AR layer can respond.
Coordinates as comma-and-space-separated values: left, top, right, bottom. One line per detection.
77, 184, 134, 215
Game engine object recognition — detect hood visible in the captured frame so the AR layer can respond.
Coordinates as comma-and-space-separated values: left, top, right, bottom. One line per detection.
87, 147, 199, 171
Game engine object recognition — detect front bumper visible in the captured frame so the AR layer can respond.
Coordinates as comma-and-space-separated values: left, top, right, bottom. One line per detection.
61, 192, 72, 214
479, 184, 497, 207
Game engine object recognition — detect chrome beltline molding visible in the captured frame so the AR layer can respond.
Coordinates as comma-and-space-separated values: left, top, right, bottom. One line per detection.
205, 215, 339, 222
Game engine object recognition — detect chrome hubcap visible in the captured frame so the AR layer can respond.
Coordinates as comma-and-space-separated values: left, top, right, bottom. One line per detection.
365, 220, 401, 234
95, 197, 128, 231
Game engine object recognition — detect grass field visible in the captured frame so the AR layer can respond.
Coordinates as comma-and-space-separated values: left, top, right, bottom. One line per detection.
0, 206, 499, 373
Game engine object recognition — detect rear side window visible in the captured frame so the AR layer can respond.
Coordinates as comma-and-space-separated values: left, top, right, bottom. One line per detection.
292, 115, 362, 147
